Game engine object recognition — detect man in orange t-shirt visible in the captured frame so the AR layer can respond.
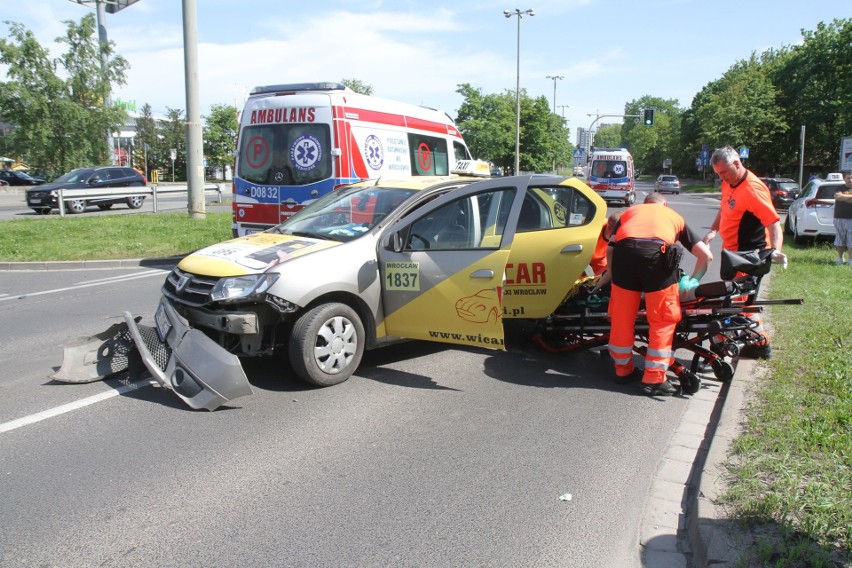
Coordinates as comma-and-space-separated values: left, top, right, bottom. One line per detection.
703, 146, 788, 359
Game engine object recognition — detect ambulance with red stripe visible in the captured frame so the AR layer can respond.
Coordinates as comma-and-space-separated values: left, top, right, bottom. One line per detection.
232, 82, 473, 236
587, 147, 636, 207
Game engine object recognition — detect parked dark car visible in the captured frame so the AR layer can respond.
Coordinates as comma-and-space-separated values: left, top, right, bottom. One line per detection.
760, 177, 800, 210
25, 166, 147, 214
0, 169, 46, 186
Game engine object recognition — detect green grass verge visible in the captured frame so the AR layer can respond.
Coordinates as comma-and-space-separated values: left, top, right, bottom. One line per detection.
0, 212, 233, 262
720, 241, 852, 566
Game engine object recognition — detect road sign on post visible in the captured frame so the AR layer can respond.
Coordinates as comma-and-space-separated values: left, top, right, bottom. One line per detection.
739, 147, 749, 159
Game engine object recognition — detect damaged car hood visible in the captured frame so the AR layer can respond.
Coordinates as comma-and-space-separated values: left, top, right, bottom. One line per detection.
178, 232, 343, 277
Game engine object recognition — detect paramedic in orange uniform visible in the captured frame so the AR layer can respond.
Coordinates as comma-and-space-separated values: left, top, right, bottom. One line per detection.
606, 194, 713, 396
703, 146, 787, 359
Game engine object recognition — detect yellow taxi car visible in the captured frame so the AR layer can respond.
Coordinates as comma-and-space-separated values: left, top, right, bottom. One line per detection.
58, 172, 606, 410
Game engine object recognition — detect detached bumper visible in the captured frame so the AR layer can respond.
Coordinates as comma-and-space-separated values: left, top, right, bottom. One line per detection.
123, 298, 253, 410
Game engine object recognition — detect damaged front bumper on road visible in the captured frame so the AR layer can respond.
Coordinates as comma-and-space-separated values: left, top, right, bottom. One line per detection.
53, 298, 253, 411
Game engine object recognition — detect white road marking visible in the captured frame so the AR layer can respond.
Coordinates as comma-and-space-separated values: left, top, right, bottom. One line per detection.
0, 380, 156, 434
0, 270, 166, 303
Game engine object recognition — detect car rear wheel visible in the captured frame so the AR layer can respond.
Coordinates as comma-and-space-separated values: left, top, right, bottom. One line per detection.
66, 199, 87, 214
289, 302, 365, 387
126, 195, 145, 209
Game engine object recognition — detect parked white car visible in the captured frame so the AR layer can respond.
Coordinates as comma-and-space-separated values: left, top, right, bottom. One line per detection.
785, 178, 841, 244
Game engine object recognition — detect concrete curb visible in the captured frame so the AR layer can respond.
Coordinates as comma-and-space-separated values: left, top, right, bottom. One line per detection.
687, 361, 755, 567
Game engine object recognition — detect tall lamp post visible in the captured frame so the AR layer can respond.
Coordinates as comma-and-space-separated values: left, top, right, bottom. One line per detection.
546, 75, 563, 114
505, 8, 534, 175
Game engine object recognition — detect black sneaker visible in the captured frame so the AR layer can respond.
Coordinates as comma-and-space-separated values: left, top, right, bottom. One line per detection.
642, 380, 679, 397
740, 345, 772, 359
615, 368, 643, 384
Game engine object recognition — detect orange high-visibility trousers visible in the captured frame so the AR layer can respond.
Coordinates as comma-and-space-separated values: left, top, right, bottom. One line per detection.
608, 282, 682, 384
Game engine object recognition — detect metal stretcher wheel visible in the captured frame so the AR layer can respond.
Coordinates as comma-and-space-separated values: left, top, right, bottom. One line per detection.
678, 370, 701, 394
711, 359, 735, 383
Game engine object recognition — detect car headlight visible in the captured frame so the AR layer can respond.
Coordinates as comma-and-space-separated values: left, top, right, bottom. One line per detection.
210, 273, 280, 302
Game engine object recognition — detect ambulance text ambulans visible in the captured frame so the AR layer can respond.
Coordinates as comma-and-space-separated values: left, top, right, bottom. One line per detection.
587, 147, 636, 207
232, 82, 473, 236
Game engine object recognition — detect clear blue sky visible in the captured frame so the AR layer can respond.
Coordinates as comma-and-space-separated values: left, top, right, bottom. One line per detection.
1, 0, 848, 143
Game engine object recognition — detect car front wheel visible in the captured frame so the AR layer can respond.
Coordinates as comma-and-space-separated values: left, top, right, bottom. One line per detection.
126, 195, 145, 209
65, 199, 87, 214
289, 302, 365, 387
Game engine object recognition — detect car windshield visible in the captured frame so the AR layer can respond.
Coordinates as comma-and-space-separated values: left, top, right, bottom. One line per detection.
590, 160, 628, 179
777, 182, 799, 191
269, 184, 419, 242
660, 176, 677, 182
54, 169, 94, 183
14, 172, 35, 180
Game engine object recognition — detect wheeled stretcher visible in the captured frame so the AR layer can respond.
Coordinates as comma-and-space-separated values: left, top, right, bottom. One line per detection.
531, 249, 803, 394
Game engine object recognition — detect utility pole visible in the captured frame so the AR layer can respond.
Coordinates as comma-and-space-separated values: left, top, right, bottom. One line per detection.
183, 0, 205, 218
504, 9, 535, 175
546, 75, 563, 114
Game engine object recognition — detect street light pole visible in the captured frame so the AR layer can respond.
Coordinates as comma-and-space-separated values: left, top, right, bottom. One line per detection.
505, 8, 534, 175
546, 75, 563, 114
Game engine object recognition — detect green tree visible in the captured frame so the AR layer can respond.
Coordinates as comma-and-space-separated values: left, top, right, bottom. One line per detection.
622, 97, 683, 176
455, 83, 571, 173
594, 124, 622, 149
770, 18, 852, 174
689, 55, 787, 175
159, 107, 186, 181
134, 103, 158, 178
203, 104, 239, 180
0, 15, 128, 177
342, 78, 373, 95
455, 83, 515, 169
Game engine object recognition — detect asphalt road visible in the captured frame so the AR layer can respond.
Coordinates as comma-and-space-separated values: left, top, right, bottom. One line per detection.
0, 182, 730, 567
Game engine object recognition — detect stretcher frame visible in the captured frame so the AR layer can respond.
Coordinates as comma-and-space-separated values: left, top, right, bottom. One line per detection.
532, 251, 803, 393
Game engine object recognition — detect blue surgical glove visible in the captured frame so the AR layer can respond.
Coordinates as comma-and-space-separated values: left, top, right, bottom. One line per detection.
679, 274, 699, 291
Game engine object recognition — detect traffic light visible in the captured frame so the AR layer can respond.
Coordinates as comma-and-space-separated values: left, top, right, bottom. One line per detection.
643, 108, 655, 126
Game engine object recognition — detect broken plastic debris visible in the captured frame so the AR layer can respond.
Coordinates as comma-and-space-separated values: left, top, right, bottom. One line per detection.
559, 493, 572, 502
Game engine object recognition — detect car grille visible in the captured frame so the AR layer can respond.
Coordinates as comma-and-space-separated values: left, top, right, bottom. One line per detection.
162, 267, 219, 307
136, 322, 172, 372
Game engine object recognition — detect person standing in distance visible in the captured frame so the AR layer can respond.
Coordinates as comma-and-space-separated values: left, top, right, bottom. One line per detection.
833, 171, 852, 265
703, 146, 787, 359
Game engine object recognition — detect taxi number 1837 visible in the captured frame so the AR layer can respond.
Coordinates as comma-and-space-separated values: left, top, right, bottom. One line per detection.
385, 262, 420, 291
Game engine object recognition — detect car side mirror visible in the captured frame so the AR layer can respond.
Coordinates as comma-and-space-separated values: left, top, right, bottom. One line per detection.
383, 231, 403, 253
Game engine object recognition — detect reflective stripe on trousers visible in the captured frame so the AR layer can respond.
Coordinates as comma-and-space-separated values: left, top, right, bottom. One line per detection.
608, 282, 682, 384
